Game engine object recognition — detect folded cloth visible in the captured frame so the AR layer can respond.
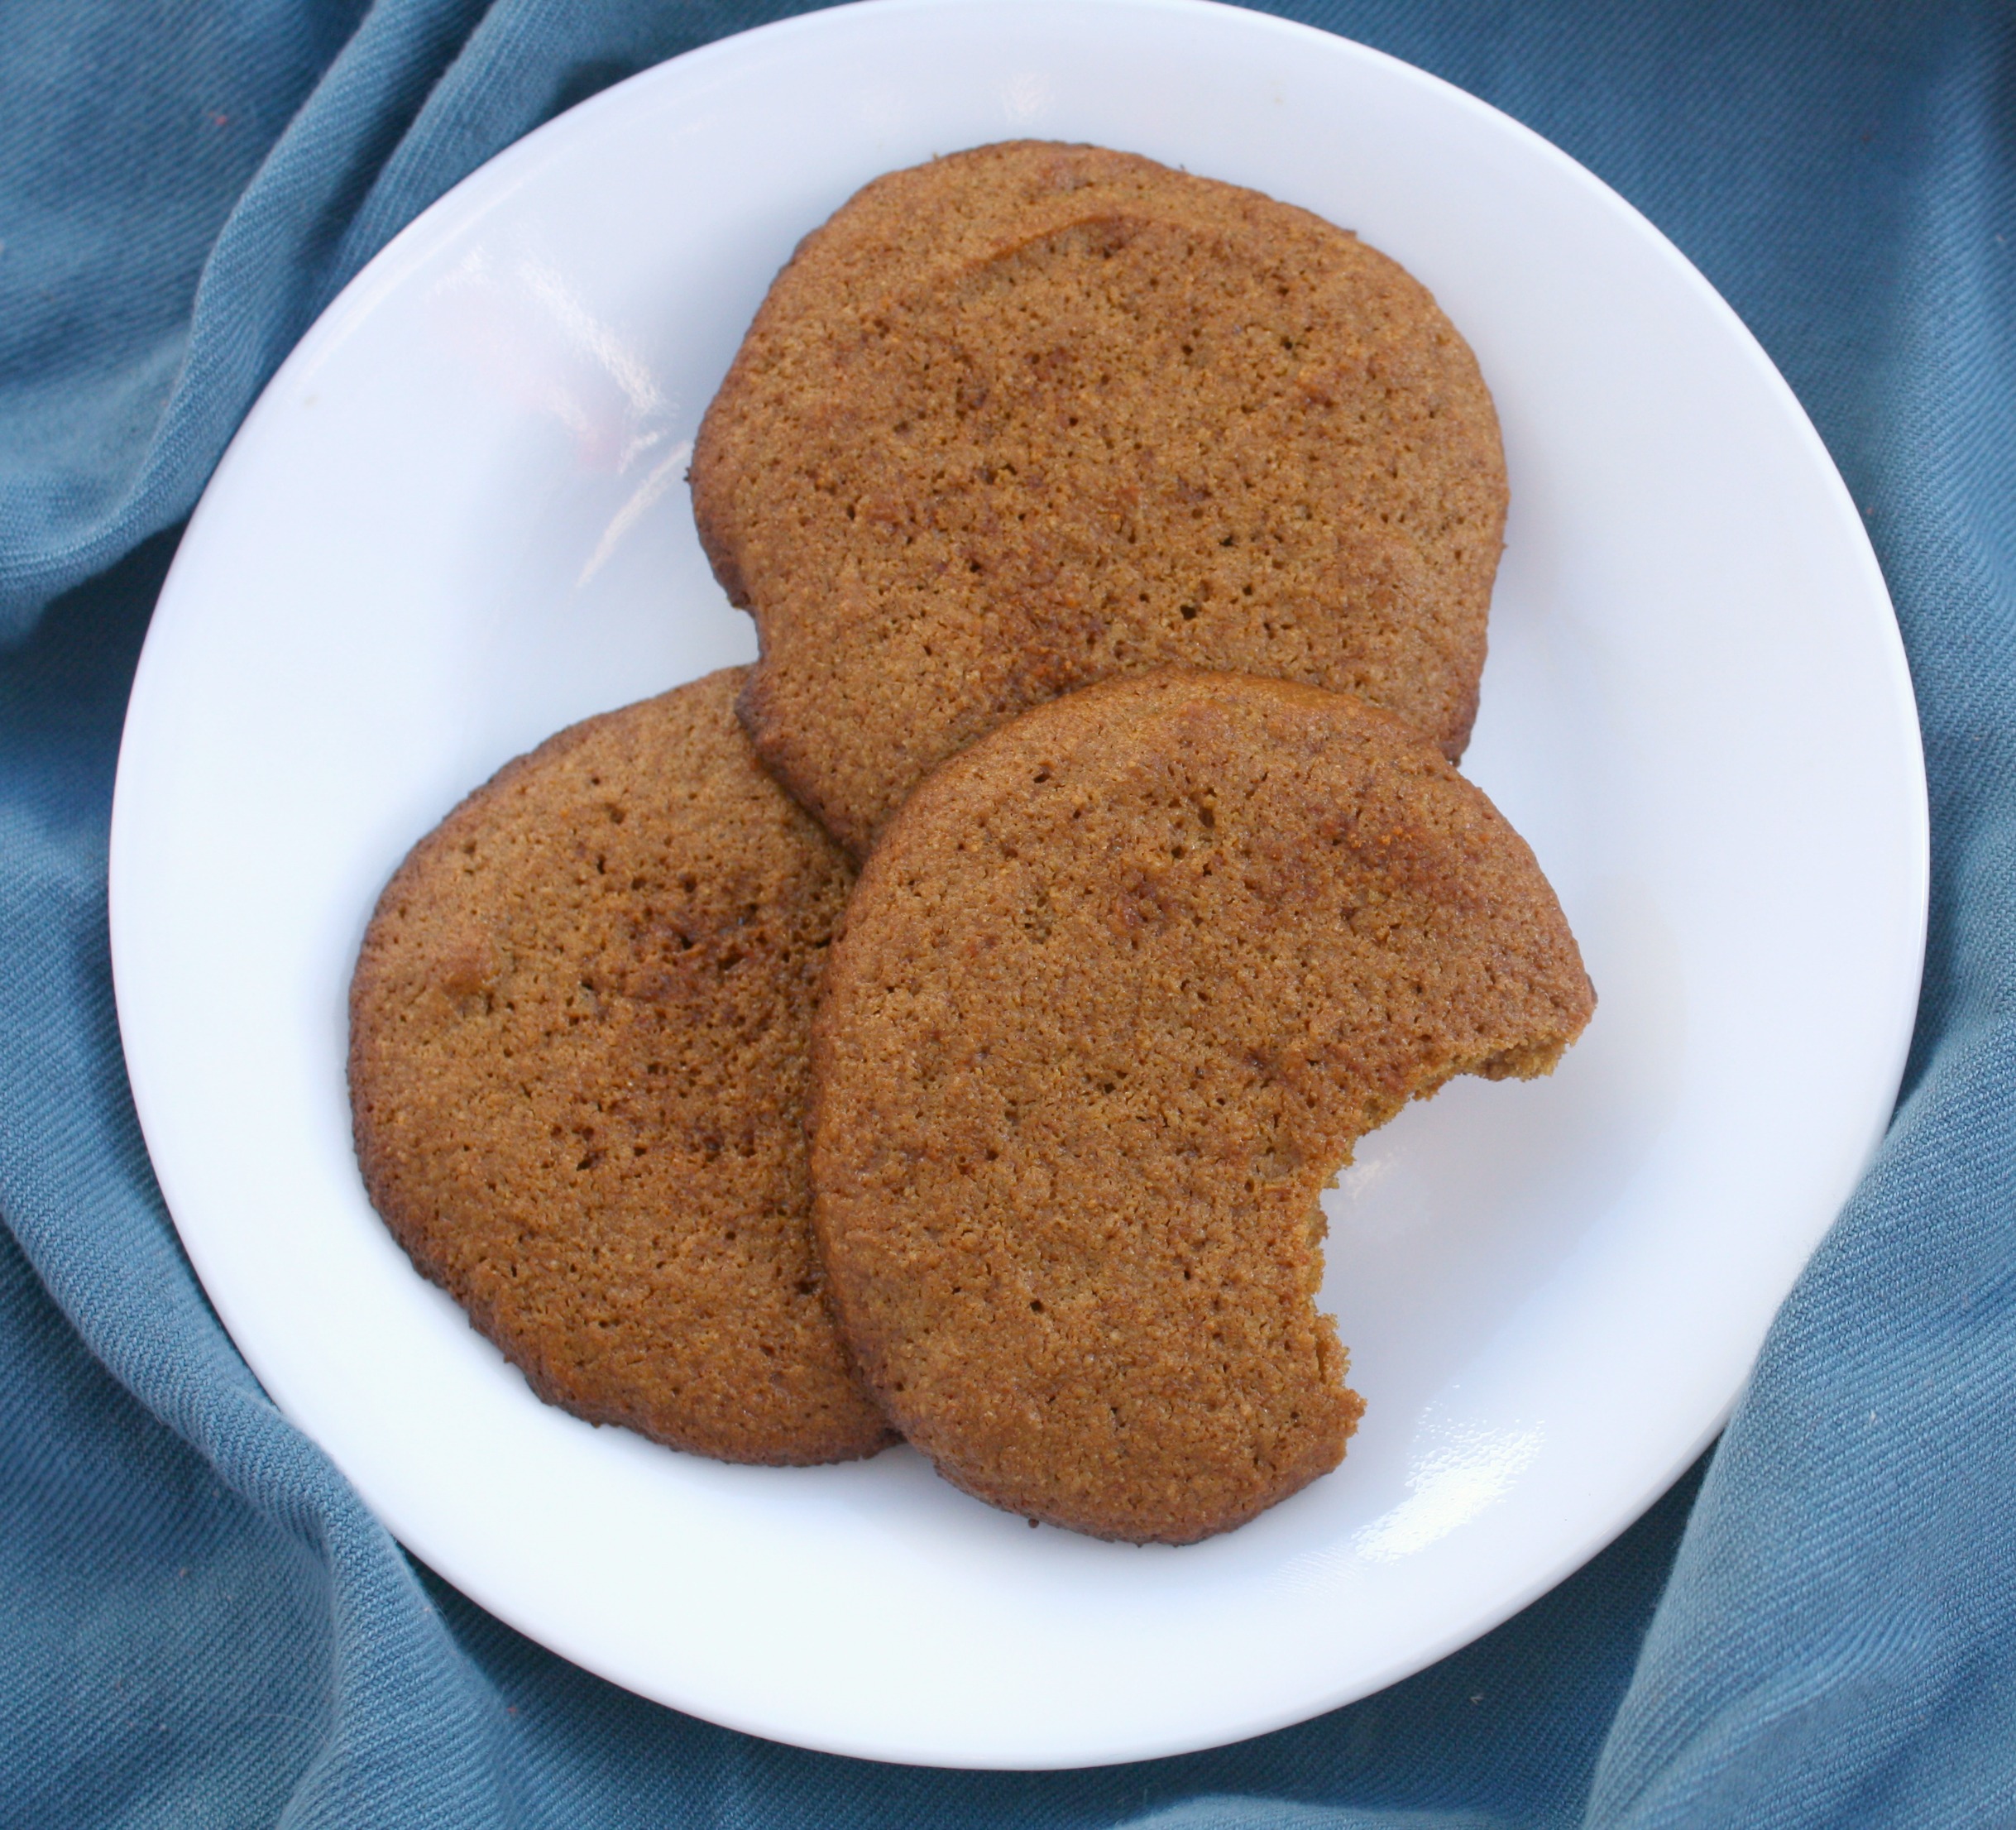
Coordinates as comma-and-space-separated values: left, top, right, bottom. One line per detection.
1, 2, 2009, 1824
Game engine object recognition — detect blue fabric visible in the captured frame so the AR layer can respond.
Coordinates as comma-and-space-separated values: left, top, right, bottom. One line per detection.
1, 0, 2009, 1823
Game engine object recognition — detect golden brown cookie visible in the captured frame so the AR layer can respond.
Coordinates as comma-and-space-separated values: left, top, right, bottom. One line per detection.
348, 669, 894, 1466
692, 140, 1507, 856
810, 670, 1593, 1540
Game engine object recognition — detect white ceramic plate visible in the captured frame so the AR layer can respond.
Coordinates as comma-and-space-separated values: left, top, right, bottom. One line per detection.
109, 0, 1927, 1770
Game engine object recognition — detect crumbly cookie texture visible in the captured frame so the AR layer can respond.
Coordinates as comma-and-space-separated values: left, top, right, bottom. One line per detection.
693, 139, 1506, 856
811, 670, 1593, 1542
348, 668, 894, 1466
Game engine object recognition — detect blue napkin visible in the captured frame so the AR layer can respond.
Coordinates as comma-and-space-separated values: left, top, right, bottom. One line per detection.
2, 2, 2009, 1823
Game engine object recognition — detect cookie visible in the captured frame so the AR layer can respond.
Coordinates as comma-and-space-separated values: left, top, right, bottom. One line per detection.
348, 669, 894, 1465
809, 670, 1594, 1541
692, 140, 1507, 855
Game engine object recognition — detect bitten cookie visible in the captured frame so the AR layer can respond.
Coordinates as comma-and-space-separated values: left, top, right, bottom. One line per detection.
348, 669, 894, 1465
692, 140, 1507, 856
810, 670, 1594, 1541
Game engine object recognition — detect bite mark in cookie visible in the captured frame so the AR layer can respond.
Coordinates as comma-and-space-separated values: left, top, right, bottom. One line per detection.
809, 670, 1593, 1541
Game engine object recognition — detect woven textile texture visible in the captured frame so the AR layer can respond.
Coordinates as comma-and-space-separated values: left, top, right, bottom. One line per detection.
2, 1, 2009, 1824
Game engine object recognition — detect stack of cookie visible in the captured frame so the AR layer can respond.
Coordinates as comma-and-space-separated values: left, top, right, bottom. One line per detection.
349, 143, 1594, 1545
